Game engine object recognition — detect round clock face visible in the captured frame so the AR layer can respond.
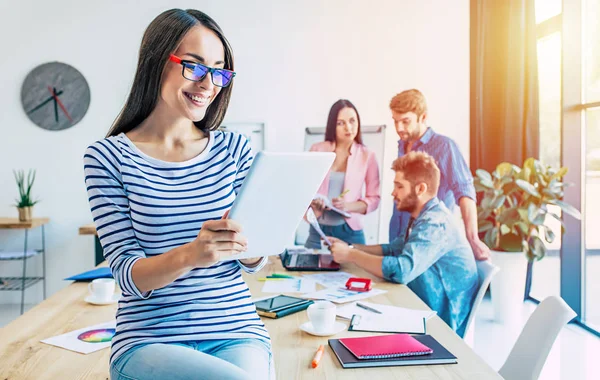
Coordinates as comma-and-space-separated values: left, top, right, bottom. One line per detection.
21, 62, 91, 131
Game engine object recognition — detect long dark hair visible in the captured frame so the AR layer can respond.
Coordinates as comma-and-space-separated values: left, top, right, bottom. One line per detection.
106, 9, 234, 137
324, 99, 363, 145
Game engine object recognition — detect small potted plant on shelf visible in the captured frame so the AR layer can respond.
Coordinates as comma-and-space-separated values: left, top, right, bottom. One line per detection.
475, 158, 581, 323
14, 169, 39, 222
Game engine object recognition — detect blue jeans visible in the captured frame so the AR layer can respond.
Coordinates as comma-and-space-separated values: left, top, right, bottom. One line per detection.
305, 222, 366, 249
110, 338, 272, 380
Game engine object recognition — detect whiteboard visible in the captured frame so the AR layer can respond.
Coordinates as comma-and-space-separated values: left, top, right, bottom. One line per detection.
219, 122, 265, 152
295, 125, 386, 245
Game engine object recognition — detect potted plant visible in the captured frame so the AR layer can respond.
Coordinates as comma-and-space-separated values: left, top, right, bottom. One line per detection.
14, 169, 39, 222
475, 158, 581, 323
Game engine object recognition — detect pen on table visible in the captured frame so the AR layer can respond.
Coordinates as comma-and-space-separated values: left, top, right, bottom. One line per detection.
268, 273, 296, 279
311, 344, 325, 368
356, 302, 382, 314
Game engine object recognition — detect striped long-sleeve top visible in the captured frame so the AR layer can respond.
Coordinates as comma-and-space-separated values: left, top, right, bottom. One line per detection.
83, 130, 270, 365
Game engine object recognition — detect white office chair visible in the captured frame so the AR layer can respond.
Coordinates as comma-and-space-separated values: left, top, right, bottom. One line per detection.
463, 260, 500, 347
499, 295, 576, 380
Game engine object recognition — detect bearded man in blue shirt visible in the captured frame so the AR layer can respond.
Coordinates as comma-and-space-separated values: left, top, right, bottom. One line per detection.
328, 151, 478, 337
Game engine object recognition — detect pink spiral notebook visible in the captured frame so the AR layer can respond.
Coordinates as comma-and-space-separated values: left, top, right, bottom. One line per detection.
338, 334, 433, 359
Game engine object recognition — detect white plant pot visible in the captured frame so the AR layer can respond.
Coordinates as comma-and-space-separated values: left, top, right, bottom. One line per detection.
490, 249, 528, 324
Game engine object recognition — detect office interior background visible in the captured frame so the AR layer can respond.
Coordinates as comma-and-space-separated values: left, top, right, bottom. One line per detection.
0, 0, 598, 379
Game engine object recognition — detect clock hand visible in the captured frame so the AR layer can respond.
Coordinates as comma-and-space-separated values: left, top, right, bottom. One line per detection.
47, 86, 73, 122
26, 89, 64, 114
53, 87, 58, 122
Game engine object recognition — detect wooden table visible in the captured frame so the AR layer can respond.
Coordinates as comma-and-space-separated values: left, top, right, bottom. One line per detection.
0, 217, 49, 314
0, 257, 502, 379
78, 223, 103, 266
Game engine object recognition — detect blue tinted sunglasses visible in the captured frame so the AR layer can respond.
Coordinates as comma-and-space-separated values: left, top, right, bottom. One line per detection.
169, 54, 236, 88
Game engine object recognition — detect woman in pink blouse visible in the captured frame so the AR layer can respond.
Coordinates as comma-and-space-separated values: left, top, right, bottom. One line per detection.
306, 99, 381, 248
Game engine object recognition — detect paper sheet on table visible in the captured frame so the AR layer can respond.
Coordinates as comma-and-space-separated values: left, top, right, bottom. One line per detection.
301, 271, 354, 289
261, 278, 316, 293
41, 321, 116, 354
301, 287, 387, 304
349, 313, 427, 334
336, 301, 437, 320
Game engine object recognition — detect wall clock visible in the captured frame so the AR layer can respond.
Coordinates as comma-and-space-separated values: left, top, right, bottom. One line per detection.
21, 62, 90, 131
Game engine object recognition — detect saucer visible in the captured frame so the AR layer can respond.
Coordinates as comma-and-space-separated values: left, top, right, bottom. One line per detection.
84, 293, 120, 305
299, 321, 346, 337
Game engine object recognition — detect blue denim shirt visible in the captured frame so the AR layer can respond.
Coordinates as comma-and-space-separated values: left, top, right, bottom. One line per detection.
389, 127, 476, 242
381, 198, 478, 337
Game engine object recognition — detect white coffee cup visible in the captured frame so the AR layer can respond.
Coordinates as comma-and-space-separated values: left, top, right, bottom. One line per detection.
88, 278, 115, 301
307, 301, 336, 333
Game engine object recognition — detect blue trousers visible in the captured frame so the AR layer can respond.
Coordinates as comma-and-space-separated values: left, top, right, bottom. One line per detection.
110, 338, 272, 380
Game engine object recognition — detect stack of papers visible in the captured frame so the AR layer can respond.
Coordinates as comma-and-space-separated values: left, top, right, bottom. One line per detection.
301, 287, 387, 304
302, 271, 354, 289
336, 302, 436, 320
261, 278, 316, 294
349, 313, 427, 334
336, 302, 436, 334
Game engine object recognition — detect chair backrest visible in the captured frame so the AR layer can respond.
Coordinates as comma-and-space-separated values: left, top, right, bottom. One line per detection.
463, 259, 499, 345
499, 295, 576, 380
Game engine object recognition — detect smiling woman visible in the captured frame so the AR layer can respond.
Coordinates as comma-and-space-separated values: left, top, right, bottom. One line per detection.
83, 9, 272, 380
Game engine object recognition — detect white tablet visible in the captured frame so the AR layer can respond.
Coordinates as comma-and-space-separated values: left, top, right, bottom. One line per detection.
226, 151, 335, 260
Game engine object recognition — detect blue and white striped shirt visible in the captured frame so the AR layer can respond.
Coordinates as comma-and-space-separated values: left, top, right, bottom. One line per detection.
389, 127, 476, 241
83, 130, 270, 365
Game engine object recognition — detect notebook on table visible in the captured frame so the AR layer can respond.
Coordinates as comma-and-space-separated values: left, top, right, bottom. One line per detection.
254, 295, 313, 319
328, 334, 457, 368
339, 334, 433, 359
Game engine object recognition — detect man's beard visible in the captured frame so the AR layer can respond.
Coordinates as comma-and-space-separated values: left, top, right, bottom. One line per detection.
396, 189, 419, 214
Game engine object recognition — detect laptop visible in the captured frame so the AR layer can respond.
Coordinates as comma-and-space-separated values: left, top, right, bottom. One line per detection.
280, 249, 341, 271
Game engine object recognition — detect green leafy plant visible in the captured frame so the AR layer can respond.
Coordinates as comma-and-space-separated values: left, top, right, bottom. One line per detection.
13, 169, 39, 208
475, 158, 581, 261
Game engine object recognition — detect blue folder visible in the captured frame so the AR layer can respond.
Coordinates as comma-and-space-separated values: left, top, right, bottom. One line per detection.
64, 267, 113, 281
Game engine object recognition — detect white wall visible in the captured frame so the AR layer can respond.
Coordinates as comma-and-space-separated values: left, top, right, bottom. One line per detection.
0, 0, 469, 303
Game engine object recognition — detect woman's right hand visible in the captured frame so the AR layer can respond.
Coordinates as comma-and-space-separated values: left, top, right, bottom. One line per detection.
187, 219, 248, 267
310, 198, 327, 214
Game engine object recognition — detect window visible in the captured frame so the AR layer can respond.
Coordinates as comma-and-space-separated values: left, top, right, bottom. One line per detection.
530, 0, 562, 302
530, 0, 600, 335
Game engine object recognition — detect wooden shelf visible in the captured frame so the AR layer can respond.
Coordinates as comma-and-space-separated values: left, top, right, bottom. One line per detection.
78, 223, 97, 236
0, 218, 50, 229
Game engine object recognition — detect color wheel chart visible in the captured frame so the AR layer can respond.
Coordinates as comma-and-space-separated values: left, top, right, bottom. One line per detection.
77, 328, 115, 343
